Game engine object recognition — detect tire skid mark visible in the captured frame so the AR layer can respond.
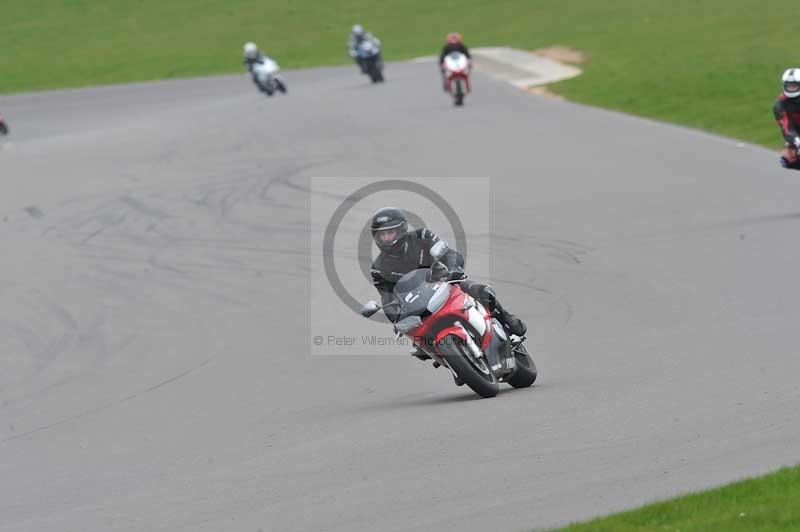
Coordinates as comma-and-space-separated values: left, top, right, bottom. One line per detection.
1, 357, 214, 444
11, 161, 314, 345
0, 292, 136, 408
0, 291, 79, 375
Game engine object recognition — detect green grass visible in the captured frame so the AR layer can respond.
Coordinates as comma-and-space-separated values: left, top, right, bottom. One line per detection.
554, 465, 800, 532
0, 0, 790, 146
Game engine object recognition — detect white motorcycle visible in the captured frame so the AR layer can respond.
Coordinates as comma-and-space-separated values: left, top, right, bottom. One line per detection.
250, 57, 287, 96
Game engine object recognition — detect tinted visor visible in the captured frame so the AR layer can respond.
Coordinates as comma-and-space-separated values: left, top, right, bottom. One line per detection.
375, 228, 400, 244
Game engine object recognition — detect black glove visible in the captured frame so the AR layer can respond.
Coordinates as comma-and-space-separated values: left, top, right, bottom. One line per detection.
428, 261, 450, 281
448, 266, 466, 281
478, 285, 497, 307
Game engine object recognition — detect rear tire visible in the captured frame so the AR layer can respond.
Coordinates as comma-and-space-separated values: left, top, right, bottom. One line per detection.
0, 123, 7, 135
440, 336, 499, 398
507, 343, 537, 388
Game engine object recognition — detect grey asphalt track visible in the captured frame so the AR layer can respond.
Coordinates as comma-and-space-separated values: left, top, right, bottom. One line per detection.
1, 60, 799, 532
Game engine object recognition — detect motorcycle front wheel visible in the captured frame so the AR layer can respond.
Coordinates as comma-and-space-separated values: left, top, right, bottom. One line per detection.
439, 336, 499, 398
368, 64, 383, 83
454, 80, 464, 106
507, 343, 537, 388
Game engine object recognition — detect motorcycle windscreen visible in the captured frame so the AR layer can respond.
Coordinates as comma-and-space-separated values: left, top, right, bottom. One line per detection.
393, 269, 439, 317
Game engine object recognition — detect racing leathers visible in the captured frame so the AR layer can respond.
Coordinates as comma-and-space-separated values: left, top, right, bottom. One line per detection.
439, 43, 471, 65
348, 32, 381, 72
773, 93, 800, 168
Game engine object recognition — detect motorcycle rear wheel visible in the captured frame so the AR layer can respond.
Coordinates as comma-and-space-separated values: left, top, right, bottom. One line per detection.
440, 336, 499, 398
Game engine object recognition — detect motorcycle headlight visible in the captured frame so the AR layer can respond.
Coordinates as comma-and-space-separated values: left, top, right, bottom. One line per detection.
395, 315, 423, 334
427, 283, 451, 314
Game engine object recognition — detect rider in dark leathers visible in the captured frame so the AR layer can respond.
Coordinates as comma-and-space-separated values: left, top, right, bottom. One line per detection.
438, 33, 471, 65
439, 32, 471, 91
774, 68, 800, 169
369, 207, 526, 339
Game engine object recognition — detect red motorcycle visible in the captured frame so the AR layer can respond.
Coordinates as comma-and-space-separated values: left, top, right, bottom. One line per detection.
442, 51, 471, 106
0, 114, 8, 135
361, 241, 536, 398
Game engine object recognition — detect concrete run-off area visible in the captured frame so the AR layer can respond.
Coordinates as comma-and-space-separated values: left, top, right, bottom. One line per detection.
471, 46, 582, 89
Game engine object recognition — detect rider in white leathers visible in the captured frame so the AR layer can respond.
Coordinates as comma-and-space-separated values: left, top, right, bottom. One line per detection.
242, 42, 285, 94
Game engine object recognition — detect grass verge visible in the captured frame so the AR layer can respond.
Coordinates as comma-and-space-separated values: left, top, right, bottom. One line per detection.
554, 465, 800, 532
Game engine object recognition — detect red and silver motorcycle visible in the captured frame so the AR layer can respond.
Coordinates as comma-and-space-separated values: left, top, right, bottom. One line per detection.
361, 241, 536, 398
442, 51, 471, 106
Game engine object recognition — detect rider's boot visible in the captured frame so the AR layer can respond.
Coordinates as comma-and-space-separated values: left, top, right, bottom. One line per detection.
464, 281, 527, 337
494, 301, 527, 336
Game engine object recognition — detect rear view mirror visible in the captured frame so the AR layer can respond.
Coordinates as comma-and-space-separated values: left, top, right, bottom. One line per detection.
361, 300, 381, 317
430, 240, 448, 260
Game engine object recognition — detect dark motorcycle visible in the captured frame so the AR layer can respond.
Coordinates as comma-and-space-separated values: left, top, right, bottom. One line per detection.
355, 39, 384, 83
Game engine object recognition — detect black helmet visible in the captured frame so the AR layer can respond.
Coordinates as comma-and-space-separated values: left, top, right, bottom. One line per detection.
371, 207, 408, 253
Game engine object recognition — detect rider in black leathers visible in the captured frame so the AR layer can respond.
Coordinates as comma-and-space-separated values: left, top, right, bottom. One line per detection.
438, 33, 471, 65
369, 207, 526, 338
774, 67, 800, 169
439, 32, 471, 91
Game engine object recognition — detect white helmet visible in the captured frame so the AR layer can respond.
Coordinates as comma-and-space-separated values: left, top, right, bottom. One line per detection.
352, 24, 365, 37
783, 68, 800, 98
243, 42, 259, 60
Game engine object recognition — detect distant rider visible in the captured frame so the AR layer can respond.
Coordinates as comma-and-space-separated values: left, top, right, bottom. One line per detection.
773, 68, 800, 169
439, 32, 471, 91
369, 207, 526, 351
347, 24, 381, 72
243, 42, 275, 92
